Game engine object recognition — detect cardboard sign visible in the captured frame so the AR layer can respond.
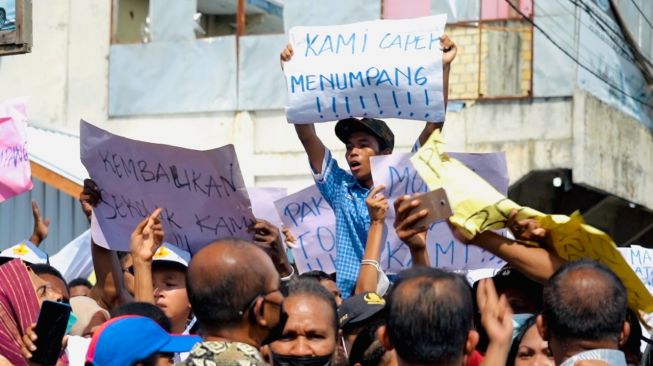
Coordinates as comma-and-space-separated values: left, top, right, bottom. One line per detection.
283, 15, 447, 123
411, 129, 653, 313
619, 245, 653, 292
0, 98, 32, 202
80, 120, 255, 253
371, 152, 508, 272
274, 185, 337, 274
248, 187, 287, 227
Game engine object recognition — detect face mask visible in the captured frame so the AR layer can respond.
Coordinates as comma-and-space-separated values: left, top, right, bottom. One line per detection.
261, 303, 288, 345
376, 271, 390, 297
66, 311, 78, 335
272, 353, 332, 366
512, 313, 534, 340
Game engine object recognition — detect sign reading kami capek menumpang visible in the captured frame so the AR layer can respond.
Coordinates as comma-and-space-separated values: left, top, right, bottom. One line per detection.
283, 15, 447, 123
80, 120, 256, 253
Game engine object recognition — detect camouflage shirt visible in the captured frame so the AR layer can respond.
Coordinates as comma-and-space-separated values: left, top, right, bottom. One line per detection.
175, 341, 266, 366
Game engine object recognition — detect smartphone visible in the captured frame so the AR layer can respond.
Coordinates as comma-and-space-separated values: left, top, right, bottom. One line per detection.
398, 188, 453, 228
31, 300, 72, 365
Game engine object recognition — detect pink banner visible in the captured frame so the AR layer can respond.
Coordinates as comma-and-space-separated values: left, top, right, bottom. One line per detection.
383, 0, 431, 19
481, 0, 532, 20
0, 99, 32, 202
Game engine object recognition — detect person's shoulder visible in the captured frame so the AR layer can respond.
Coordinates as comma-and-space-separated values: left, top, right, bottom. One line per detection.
181, 341, 265, 366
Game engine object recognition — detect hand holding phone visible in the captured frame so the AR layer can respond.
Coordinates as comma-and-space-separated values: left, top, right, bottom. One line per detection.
397, 188, 453, 229
28, 300, 71, 365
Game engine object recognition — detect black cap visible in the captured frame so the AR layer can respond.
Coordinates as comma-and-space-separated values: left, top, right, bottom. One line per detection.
335, 118, 395, 152
338, 292, 386, 332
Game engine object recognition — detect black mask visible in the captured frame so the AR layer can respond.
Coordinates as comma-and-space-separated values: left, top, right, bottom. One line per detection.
272, 353, 332, 366
261, 303, 288, 345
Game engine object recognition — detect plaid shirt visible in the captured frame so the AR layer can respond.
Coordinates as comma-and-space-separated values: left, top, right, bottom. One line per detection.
313, 148, 371, 298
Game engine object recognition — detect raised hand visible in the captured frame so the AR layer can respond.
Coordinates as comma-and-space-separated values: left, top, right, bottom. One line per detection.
393, 195, 428, 252
366, 185, 389, 223
79, 179, 102, 223
280, 43, 294, 63
249, 219, 292, 277
29, 201, 50, 246
506, 209, 549, 245
477, 278, 513, 347
441, 34, 457, 65
130, 208, 164, 264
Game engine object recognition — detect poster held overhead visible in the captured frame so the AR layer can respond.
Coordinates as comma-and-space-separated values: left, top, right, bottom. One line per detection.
80, 120, 256, 253
282, 15, 447, 123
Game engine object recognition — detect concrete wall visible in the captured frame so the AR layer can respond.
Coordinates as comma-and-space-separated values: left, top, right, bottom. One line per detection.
573, 91, 653, 209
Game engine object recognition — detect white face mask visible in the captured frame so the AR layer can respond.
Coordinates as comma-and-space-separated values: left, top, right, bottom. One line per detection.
376, 271, 390, 296
512, 313, 534, 340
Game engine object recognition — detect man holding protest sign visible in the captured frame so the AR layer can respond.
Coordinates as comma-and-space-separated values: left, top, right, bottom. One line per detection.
280, 17, 457, 297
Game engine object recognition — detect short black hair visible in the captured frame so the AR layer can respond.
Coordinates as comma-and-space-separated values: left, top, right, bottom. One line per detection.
386, 267, 473, 365
186, 240, 268, 331
507, 315, 538, 366
299, 270, 333, 282
30, 263, 69, 293
542, 259, 627, 343
68, 277, 93, 289
623, 308, 643, 366
110, 302, 172, 332
287, 278, 338, 332
349, 322, 385, 366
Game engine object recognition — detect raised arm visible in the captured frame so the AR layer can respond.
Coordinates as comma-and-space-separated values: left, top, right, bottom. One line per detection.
130, 208, 164, 304
450, 211, 564, 283
355, 185, 388, 294
80, 179, 133, 309
295, 124, 327, 174
418, 35, 457, 146
478, 278, 514, 366
249, 219, 294, 278
28, 201, 50, 246
280, 44, 327, 173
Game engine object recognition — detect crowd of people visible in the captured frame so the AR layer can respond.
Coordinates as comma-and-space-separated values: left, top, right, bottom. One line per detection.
0, 35, 650, 366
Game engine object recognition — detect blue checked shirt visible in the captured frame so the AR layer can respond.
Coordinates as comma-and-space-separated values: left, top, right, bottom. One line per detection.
312, 148, 371, 298
312, 143, 422, 298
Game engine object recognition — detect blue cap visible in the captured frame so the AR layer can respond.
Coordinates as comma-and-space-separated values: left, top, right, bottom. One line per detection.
85, 315, 200, 365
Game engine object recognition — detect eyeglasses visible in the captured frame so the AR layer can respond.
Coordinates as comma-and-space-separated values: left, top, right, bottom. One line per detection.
238, 288, 284, 317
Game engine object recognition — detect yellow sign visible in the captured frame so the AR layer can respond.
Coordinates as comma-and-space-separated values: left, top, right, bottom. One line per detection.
411, 130, 653, 313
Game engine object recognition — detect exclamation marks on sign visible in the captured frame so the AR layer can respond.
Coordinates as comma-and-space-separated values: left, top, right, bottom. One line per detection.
391, 91, 401, 116
316, 97, 323, 119
359, 96, 367, 116
374, 93, 382, 115
424, 89, 430, 119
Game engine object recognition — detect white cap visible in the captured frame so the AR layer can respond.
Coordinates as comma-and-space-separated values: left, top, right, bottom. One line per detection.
152, 243, 190, 268
0, 241, 49, 265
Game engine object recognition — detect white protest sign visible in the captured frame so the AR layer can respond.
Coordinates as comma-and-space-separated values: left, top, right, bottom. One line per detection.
371, 152, 509, 272
80, 120, 255, 253
283, 15, 447, 123
619, 245, 653, 291
248, 187, 288, 227
274, 185, 337, 274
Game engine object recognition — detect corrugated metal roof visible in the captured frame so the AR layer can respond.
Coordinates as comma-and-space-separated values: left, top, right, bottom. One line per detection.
27, 123, 86, 185
0, 123, 89, 253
